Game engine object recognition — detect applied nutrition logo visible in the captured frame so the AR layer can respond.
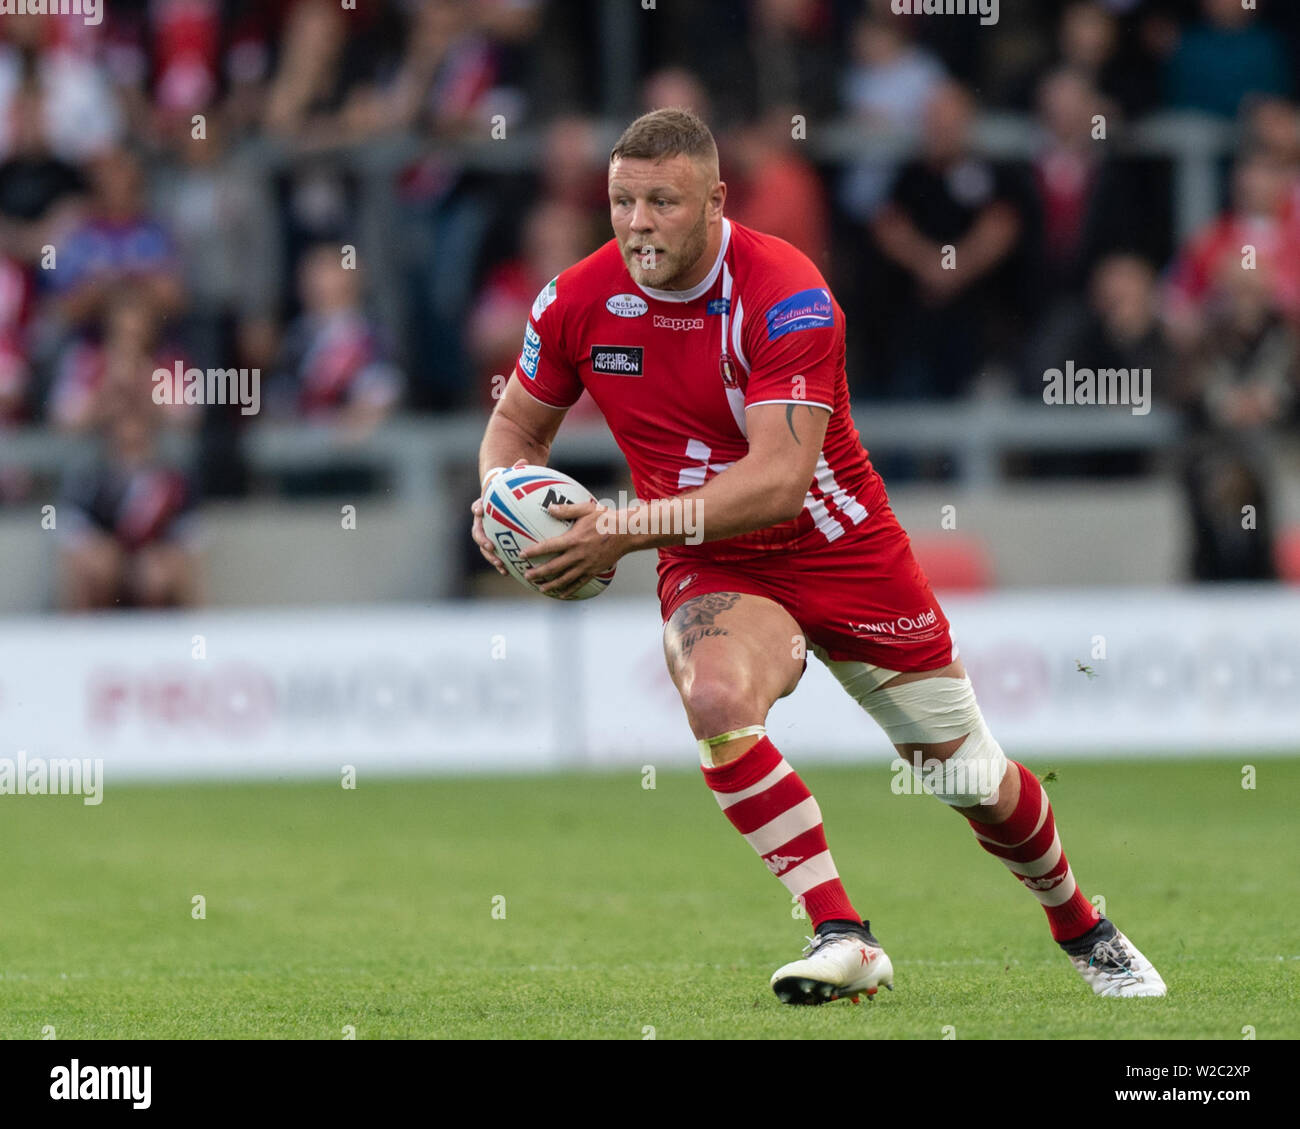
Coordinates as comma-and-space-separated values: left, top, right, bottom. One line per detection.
590, 345, 644, 376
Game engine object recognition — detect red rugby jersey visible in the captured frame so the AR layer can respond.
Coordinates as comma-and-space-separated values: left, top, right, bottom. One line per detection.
511, 218, 886, 561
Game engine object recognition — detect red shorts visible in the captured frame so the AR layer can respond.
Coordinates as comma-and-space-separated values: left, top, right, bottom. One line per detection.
657, 497, 955, 673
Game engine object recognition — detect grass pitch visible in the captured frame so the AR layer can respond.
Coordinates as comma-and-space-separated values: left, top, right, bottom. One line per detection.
1, 757, 1295, 1040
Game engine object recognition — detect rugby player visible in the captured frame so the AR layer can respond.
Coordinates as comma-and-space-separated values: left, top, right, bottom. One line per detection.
470, 108, 1165, 1003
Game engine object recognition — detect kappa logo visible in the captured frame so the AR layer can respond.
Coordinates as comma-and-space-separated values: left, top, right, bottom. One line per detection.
1021, 873, 1068, 892
764, 853, 803, 876
653, 314, 704, 332
590, 345, 644, 376
676, 572, 698, 593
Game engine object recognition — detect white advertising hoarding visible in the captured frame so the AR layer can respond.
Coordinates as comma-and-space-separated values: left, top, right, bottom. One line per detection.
0, 588, 1296, 780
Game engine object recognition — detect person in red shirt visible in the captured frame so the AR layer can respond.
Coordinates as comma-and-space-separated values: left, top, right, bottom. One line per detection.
723, 106, 830, 271
470, 109, 1165, 1004
1164, 150, 1300, 350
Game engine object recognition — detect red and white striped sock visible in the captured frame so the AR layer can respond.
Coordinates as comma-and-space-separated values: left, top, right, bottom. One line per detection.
700, 736, 861, 929
967, 761, 1100, 942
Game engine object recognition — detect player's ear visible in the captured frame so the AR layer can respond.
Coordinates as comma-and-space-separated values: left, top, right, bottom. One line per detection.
709, 179, 726, 218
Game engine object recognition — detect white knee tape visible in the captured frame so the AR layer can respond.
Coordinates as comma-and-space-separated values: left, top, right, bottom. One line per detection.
921, 718, 1007, 807
860, 675, 983, 745
859, 676, 1006, 806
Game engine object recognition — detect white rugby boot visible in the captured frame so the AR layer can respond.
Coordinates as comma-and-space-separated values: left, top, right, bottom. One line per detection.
771, 920, 894, 1005
1061, 917, 1167, 998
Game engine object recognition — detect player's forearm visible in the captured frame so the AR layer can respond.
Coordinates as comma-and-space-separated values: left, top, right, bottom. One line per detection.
478, 410, 550, 486
617, 454, 802, 552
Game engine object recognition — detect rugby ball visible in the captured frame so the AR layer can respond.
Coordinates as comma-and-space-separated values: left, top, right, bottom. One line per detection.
481, 465, 615, 600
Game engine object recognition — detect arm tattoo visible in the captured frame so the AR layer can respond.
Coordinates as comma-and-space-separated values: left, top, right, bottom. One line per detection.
785, 403, 818, 444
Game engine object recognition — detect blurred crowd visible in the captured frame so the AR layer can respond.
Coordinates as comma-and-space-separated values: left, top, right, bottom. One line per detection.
1, 0, 1296, 605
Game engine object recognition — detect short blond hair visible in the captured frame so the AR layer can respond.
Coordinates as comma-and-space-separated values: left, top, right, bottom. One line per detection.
609, 107, 719, 178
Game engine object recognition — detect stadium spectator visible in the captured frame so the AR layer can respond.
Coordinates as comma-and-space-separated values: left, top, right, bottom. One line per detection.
152, 107, 281, 365
1026, 252, 1174, 399
262, 0, 404, 146
838, 13, 946, 222
0, 251, 29, 425
1242, 97, 1300, 216
1163, 150, 1300, 351
0, 11, 124, 163
1007, 2, 1161, 120
641, 67, 713, 123
746, 0, 838, 120
1171, 255, 1296, 581
265, 243, 403, 436
393, 0, 543, 409
467, 199, 600, 413
47, 147, 184, 332
870, 82, 1027, 400
535, 113, 609, 216
1163, 0, 1292, 119
1028, 68, 1143, 300
46, 289, 188, 434
723, 106, 830, 270
0, 81, 85, 266
57, 393, 201, 610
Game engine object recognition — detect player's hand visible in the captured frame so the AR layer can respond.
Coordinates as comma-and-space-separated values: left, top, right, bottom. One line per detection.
470, 497, 508, 575
471, 458, 528, 576
521, 499, 618, 598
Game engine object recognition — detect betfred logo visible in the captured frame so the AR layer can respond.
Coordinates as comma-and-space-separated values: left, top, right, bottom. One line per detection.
590, 345, 644, 376
653, 315, 704, 332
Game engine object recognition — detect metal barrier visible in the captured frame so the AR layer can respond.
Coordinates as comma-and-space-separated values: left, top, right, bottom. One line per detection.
0, 401, 1187, 494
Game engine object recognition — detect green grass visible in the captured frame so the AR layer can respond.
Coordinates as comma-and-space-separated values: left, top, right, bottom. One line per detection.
1, 757, 1295, 1039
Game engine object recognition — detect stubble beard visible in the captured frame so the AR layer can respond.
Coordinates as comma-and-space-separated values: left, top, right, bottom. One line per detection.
626, 205, 709, 291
